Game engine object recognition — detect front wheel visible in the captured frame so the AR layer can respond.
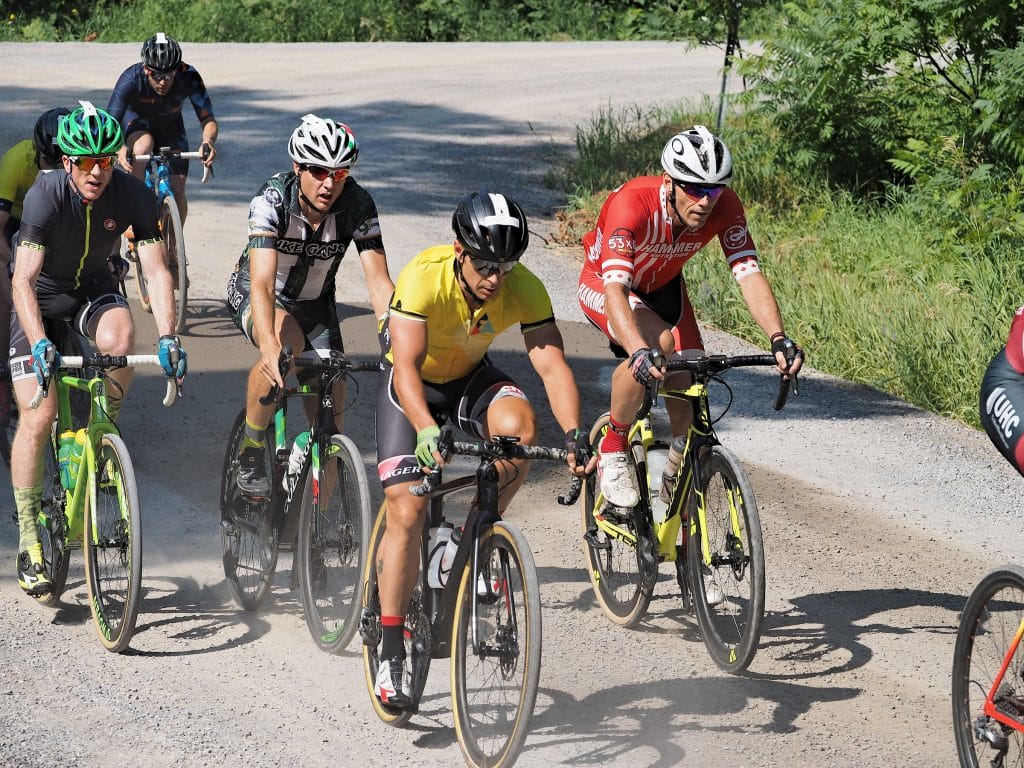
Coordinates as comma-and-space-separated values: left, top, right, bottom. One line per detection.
360, 502, 430, 727
160, 197, 188, 334
451, 522, 542, 768
296, 434, 371, 653
83, 433, 142, 653
687, 445, 765, 673
579, 412, 652, 627
219, 409, 280, 611
953, 564, 1024, 767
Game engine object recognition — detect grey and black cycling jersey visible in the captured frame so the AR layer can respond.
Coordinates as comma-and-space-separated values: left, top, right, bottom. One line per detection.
16, 169, 160, 294
231, 171, 385, 306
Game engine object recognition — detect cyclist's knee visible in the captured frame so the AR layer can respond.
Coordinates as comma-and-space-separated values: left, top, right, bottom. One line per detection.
486, 399, 536, 445
92, 315, 134, 355
382, 489, 426, 535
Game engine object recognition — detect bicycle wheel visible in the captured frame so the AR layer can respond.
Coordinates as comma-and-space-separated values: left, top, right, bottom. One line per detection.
360, 502, 430, 727
297, 433, 371, 653
83, 433, 142, 653
579, 413, 652, 627
132, 239, 152, 313
219, 409, 280, 611
34, 433, 71, 607
686, 445, 765, 673
160, 197, 188, 334
451, 521, 542, 768
953, 564, 1024, 767
0, 381, 15, 468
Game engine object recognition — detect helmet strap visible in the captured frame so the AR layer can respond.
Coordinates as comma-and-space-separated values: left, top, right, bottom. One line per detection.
453, 256, 487, 307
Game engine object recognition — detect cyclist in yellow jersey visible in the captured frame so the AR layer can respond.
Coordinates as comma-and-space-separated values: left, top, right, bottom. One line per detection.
0, 108, 70, 418
371, 190, 595, 707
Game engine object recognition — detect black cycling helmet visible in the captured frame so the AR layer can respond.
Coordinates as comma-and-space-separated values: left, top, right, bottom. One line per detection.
141, 32, 182, 72
451, 190, 529, 262
33, 107, 71, 168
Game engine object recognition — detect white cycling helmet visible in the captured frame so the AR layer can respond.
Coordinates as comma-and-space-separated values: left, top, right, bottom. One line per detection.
287, 114, 359, 168
660, 125, 733, 185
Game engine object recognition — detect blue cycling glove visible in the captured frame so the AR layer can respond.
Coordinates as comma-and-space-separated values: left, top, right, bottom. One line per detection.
30, 338, 60, 387
158, 335, 187, 379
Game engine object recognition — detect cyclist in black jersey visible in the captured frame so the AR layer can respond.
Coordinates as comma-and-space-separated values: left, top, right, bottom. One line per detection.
8, 102, 186, 596
226, 114, 393, 498
107, 32, 217, 224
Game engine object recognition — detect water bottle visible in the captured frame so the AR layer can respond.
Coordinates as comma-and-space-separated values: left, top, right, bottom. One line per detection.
659, 440, 685, 506
58, 430, 77, 490
282, 430, 310, 491
646, 447, 670, 523
426, 522, 455, 589
439, 526, 463, 587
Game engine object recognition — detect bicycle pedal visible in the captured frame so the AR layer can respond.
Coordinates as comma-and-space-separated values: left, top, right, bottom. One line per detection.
597, 508, 631, 525
584, 530, 611, 551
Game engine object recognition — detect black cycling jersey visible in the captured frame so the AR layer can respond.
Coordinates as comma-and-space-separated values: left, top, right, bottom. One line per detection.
17, 169, 160, 293
107, 62, 214, 135
980, 348, 1024, 477
228, 171, 384, 309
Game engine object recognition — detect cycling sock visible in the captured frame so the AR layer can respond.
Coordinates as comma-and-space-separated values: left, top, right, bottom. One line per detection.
600, 416, 631, 454
380, 615, 405, 660
14, 486, 42, 553
242, 418, 266, 452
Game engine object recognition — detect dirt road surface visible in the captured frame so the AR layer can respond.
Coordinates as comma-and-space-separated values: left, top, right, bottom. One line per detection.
0, 42, 1015, 768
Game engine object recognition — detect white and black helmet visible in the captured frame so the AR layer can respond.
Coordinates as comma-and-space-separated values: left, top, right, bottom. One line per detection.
452, 191, 529, 262
287, 114, 359, 168
660, 125, 733, 185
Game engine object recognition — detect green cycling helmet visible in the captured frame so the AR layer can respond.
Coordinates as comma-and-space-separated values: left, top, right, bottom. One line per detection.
56, 101, 124, 156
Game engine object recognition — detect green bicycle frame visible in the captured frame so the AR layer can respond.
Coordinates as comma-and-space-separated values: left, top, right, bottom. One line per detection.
42, 371, 123, 547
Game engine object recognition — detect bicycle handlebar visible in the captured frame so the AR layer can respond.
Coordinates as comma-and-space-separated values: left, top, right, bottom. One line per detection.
29, 354, 177, 410
658, 352, 799, 411
410, 429, 582, 504
133, 147, 213, 183
257, 347, 378, 406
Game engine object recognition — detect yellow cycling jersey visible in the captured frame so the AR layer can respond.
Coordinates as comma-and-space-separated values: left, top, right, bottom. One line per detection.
0, 140, 38, 220
387, 245, 555, 383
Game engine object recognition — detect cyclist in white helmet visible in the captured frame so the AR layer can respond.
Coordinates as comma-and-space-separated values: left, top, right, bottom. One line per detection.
226, 114, 394, 497
578, 125, 803, 507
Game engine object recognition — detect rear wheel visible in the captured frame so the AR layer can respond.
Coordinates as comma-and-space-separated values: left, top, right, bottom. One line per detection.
687, 446, 765, 673
160, 197, 188, 334
953, 564, 1024, 768
360, 502, 430, 727
451, 522, 541, 768
83, 433, 142, 653
34, 432, 70, 607
580, 413, 651, 627
219, 409, 280, 611
297, 434, 371, 653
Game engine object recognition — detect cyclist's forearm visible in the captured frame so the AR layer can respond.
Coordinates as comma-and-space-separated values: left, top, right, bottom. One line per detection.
393, 365, 435, 434
200, 119, 218, 146
738, 272, 786, 339
11, 247, 45, 344
542, 368, 583, 436
605, 285, 645, 354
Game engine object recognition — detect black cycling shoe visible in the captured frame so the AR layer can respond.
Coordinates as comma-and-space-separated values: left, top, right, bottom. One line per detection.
236, 447, 271, 499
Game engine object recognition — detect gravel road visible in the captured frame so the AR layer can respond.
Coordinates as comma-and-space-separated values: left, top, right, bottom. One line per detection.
0, 41, 1016, 768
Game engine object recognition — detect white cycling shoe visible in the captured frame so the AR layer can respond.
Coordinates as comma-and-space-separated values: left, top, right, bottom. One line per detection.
597, 450, 640, 508
703, 576, 726, 607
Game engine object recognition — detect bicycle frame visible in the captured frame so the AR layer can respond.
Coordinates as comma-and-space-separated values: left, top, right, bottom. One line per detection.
982, 615, 1024, 731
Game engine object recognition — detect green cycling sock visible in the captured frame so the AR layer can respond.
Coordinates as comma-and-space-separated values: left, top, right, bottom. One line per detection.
14, 485, 42, 553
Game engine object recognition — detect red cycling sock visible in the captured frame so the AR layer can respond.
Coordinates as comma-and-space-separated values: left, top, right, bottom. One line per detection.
600, 416, 630, 454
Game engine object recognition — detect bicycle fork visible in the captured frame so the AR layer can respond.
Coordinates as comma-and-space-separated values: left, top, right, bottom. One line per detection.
975, 616, 1024, 754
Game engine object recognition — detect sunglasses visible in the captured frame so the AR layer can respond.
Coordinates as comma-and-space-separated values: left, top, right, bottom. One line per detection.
677, 183, 726, 200
470, 257, 516, 277
147, 68, 176, 83
300, 164, 350, 183
69, 155, 117, 172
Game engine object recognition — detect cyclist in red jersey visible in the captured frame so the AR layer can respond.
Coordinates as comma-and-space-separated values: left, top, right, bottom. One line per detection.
579, 125, 803, 507
980, 306, 1024, 476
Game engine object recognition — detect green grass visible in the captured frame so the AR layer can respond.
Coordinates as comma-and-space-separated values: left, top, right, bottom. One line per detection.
557, 104, 1024, 427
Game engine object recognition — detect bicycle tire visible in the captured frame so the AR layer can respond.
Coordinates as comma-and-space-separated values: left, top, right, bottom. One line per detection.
0, 379, 15, 468
33, 433, 71, 607
686, 445, 765, 673
160, 197, 188, 334
451, 521, 542, 768
83, 433, 142, 653
132, 239, 152, 313
953, 563, 1024, 767
219, 409, 280, 611
297, 433, 371, 653
579, 412, 652, 627
360, 502, 430, 727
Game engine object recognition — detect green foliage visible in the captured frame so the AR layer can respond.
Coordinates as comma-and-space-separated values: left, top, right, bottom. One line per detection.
1, 0, 783, 42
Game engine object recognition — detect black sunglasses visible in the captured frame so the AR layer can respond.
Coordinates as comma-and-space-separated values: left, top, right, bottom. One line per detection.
470, 257, 516, 277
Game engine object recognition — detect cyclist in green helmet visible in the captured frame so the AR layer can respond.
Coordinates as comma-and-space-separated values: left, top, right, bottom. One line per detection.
8, 101, 186, 596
